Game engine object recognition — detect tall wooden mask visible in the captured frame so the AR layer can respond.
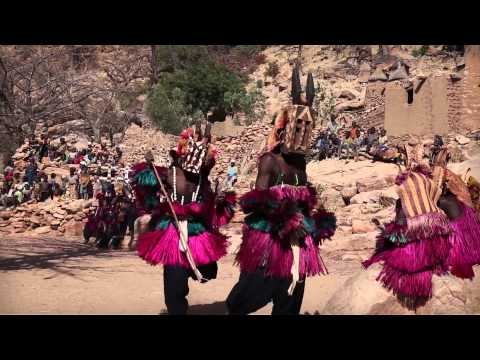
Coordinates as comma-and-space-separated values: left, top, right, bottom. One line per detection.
283, 105, 316, 154
282, 65, 316, 154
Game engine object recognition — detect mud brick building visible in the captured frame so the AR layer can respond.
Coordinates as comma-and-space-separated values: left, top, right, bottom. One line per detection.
384, 46, 480, 137
384, 76, 450, 137
461, 45, 480, 132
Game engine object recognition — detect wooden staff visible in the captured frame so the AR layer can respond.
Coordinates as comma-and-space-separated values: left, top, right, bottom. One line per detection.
150, 162, 205, 282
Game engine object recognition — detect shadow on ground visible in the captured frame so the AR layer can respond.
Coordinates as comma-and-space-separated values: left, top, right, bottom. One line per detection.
0, 236, 131, 277
188, 301, 227, 315
158, 301, 228, 315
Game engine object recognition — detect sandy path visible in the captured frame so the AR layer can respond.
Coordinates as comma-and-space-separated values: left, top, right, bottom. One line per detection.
0, 224, 357, 315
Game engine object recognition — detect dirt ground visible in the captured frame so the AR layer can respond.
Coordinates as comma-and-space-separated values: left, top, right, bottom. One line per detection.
0, 221, 360, 315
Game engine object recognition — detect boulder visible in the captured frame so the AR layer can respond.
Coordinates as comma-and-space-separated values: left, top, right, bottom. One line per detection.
350, 190, 382, 205
74, 214, 85, 221
341, 186, 358, 200
323, 264, 410, 314
54, 209, 67, 216
369, 67, 388, 82
0, 211, 12, 220
356, 178, 388, 193
32, 226, 51, 235
426, 46, 442, 56
465, 143, 480, 159
65, 199, 92, 214
63, 220, 85, 237
338, 89, 360, 100
378, 187, 399, 207
450, 73, 463, 82
416, 273, 480, 315
73, 137, 90, 151
29, 216, 42, 226
52, 213, 65, 220
388, 64, 409, 81
351, 220, 378, 234
50, 220, 61, 230
12, 221, 26, 228
319, 188, 345, 210
448, 158, 480, 183
47, 119, 89, 137
455, 135, 470, 145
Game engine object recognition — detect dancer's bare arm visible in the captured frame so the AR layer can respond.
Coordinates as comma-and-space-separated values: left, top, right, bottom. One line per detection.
255, 154, 275, 190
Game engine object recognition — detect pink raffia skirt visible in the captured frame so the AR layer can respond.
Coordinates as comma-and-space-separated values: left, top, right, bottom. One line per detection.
235, 226, 327, 280
447, 204, 480, 279
137, 223, 229, 268
363, 220, 451, 301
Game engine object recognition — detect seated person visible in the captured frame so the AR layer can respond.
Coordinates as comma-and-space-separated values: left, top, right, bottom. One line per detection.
366, 127, 379, 153
21, 176, 32, 202
315, 132, 330, 160
378, 129, 388, 145
338, 130, 354, 159
13, 181, 25, 205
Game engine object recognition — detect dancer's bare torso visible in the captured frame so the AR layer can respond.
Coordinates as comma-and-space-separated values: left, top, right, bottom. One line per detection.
256, 147, 307, 190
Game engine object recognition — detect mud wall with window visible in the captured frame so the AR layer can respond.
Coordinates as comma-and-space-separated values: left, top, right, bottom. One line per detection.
384, 76, 450, 137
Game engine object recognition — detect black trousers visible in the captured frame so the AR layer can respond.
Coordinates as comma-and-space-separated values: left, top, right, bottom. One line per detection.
226, 267, 305, 315
40, 192, 49, 202
163, 262, 218, 315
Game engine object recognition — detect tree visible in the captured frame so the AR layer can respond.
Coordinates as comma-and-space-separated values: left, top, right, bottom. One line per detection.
100, 45, 150, 112
155, 58, 244, 112
150, 45, 209, 83
146, 84, 199, 135
0, 46, 86, 146
146, 54, 266, 133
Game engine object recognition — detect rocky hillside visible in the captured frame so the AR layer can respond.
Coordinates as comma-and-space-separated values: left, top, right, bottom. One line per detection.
196, 45, 466, 184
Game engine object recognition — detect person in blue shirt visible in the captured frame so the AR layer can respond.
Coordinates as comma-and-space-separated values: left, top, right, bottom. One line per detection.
226, 161, 238, 188
315, 132, 330, 160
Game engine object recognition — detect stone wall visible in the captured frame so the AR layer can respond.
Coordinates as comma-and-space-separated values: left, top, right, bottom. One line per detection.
384, 76, 449, 137
461, 45, 480, 132
360, 82, 386, 129
447, 77, 463, 134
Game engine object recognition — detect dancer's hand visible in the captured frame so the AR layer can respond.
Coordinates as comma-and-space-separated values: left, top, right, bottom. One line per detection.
215, 192, 226, 205
288, 226, 307, 247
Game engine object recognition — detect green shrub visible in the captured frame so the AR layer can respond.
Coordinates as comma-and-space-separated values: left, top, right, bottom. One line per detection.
224, 88, 266, 126
232, 115, 241, 126
164, 59, 245, 116
412, 45, 429, 57
118, 82, 149, 111
153, 45, 209, 72
148, 46, 266, 134
264, 61, 280, 78
256, 79, 264, 88
314, 80, 336, 125
231, 45, 267, 58
146, 84, 192, 135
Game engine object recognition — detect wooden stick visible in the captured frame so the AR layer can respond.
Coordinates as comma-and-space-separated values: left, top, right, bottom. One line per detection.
150, 162, 204, 282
